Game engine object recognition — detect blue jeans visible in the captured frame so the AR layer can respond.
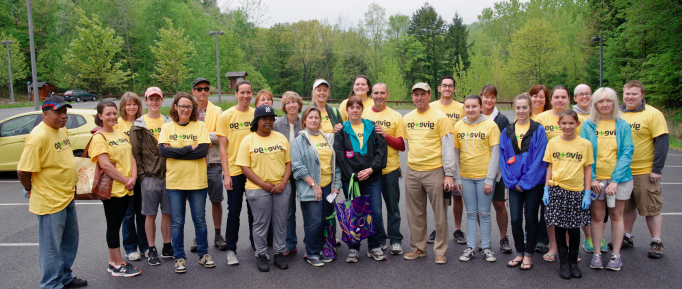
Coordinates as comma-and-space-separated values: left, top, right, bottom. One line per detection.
299, 185, 332, 259
285, 177, 298, 250
38, 200, 79, 289
167, 188, 208, 259
122, 182, 148, 255
380, 169, 402, 244
224, 174, 255, 252
509, 183, 543, 257
461, 178, 494, 249
343, 179, 383, 250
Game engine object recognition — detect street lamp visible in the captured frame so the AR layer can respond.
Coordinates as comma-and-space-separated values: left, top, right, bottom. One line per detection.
27, 0, 39, 110
1, 40, 15, 102
208, 30, 225, 105
591, 34, 603, 88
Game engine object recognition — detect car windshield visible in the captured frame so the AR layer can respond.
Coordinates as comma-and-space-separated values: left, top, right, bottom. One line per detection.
65, 90, 73, 94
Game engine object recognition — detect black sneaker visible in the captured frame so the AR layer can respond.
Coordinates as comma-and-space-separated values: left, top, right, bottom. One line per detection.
64, 277, 88, 288
273, 253, 289, 270
427, 230, 436, 244
190, 238, 198, 253
110, 262, 141, 277
215, 235, 227, 251
535, 242, 550, 253
257, 254, 270, 272
453, 230, 466, 244
608, 234, 634, 249
500, 236, 512, 254
161, 245, 174, 259
148, 247, 161, 266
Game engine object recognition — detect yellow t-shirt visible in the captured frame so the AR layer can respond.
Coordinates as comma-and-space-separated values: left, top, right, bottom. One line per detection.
535, 110, 585, 141
143, 115, 166, 140
430, 100, 464, 127
453, 118, 501, 178
595, 120, 618, 179
319, 110, 334, 134
158, 121, 211, 190
215, 106, 255, 176
621, 105, 668, 175
309, 133, 333, 187
403, 107, 453, 171
514, 121, 531, 150
113, 118, 133, 140
339, 97, 374, 122
362, 107, 406, 174
88, 130, 133, 198
543, 137, 595, 191
17, 122, 77, 215
351, 123, 365, 149
236, 132, 291, 190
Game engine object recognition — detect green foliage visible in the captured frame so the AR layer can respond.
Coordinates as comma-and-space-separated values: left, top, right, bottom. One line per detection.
150, 18, 197, 92
508, 19, 563, 86
378, 57, 409, 101
408, 3, 446, 90
0, 32, 28, 94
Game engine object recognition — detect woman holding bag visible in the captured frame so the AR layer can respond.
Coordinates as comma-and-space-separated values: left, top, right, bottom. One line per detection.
333, 96, 387, 263
89, 101, 141, 277
291, 106, 342, 266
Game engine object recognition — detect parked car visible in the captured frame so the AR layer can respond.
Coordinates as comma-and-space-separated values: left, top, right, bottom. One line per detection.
63, 89, 98, 102
0, 109, 98, 171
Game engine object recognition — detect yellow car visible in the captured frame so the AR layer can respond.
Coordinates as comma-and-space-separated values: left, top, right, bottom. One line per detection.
0, 108, 98, 171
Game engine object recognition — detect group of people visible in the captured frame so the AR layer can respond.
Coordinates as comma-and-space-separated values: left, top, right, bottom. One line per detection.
17, 74, 668, 287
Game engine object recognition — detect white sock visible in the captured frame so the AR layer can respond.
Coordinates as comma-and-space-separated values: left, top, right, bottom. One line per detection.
624, 233, 632, 238
652, 238, 661, 242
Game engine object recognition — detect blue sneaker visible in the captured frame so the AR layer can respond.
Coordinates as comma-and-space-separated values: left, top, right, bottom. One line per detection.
583, 238, 594, 253
600, 239, 608, 253
605, 254, 622, 271
590, 253, 603, 269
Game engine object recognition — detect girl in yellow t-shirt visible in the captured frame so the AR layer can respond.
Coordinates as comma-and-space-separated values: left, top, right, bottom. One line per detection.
453, 95, 501, 263
113, 92, 143, 140
89, 101, 140, 277
542, 109, 593, 279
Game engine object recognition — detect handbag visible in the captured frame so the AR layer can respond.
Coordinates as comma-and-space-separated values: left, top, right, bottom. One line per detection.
334, 174, 374, 245
322, 212, 337, 260
74, 133, 115, 200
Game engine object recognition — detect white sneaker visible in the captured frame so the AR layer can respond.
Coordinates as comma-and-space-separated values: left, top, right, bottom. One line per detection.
481, 248, 497, 262
127, 252, 141, 261
391, 243, 404, 255
143, 250, 149, 258
460, 247, 475, 262
346, 249, 359, 263
226, 251, 240, 266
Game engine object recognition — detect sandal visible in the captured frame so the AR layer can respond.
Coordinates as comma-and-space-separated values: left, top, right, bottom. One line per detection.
520, 262, 533, 270
543, 253, 556, 262
507, 258, 523, 268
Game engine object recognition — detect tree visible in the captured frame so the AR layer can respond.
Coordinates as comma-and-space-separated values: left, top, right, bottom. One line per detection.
364, 3, 386, 80
507, 19, 563, 87
150, 18, 197, 92
386, 14, 409, 40
0, 32, 29, 96
378, 57, 409, 100
62, 9, 131, 95
444, 13, 472, 72
408, 3, 446, 90
282, 20, 323, 93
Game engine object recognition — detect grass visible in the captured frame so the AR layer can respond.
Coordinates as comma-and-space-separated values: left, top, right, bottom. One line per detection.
147, 101, 285, 117
0, 101, 36, 109
661, 108, 682, 151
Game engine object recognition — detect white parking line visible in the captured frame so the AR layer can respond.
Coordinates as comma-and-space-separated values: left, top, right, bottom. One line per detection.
0, 243, 39, 246
668, 154, 682, 156
0, 181, 19, 183
662, 213, 682, 215
661, 183, 682, 185
0, 203, 101, 206
665, 166, 682, 167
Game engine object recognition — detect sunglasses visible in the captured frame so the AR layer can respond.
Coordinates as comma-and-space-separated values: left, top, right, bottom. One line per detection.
194, 87, 210, 92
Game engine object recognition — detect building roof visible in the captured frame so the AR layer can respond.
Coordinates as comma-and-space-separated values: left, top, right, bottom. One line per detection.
27, 82, 53, 88
224, 71, 248, 78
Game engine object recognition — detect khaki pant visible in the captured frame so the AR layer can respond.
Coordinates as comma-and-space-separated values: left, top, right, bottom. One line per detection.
405, 167, 448, 256
625, 173, 663, 216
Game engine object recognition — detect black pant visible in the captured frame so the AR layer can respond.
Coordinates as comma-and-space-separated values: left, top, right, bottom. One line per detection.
555, 226, 580, 254
509, 183, 543, 256
102, 195, 131, 249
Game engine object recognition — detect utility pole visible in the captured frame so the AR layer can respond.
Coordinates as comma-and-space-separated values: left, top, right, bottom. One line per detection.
1, 40, 15, 102
209, 29, 225, 105
27, 0, 39, 110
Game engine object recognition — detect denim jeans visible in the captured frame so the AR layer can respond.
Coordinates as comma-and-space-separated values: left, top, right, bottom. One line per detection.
343, 179, 383, 250
380, 169, 402, 244
122, 182, 148, 254
461, 178, 494, 249
224, 174, 255, 252
299, 185, 332, 259
509, 183, 543, 257
285, 177, 298, 250
167, 188, 208, 259
38, 200, 79, 289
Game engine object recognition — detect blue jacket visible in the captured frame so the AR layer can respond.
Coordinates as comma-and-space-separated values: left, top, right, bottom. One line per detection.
499, 120, 548, 191
579, 118, 634, 182
291, 130, 343, 202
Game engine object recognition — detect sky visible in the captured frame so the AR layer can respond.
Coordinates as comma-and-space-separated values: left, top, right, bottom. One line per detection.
219, 0, 527, 27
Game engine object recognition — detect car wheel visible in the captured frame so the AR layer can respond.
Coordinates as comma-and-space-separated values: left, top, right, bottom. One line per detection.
92, 96, 97, 101
76, 97, 81, 102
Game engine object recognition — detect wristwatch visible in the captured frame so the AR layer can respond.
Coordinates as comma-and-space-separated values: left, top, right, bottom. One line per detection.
309, 182, 317, 188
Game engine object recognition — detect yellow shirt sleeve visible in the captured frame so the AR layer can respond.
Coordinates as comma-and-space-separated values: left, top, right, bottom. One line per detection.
649, 108, 669, 138
586, 141, 595, 166
158, 123, 170, 144
197, 122, 211, 144
88, 134, 109, 162
339, 99, 348, 122
489, 123, 501, 147
284, 138, 291, 163
543, 141, 553, 163
438, 116, 454, 138
235, 134, 253, 168
17, 142, 42, 172
215, 112, 229, 137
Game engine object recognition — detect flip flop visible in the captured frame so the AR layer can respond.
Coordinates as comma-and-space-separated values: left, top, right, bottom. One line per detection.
520, 262, 533, 270
543, 253, 556, 262
507, 258, 522, 268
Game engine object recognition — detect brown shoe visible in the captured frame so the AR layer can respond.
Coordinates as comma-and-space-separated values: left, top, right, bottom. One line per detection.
403, 248, 427, 260
435, 255, 447, 264
648, 241, 664, 258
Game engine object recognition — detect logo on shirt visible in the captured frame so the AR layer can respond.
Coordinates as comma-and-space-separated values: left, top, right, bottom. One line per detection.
148, 127, 161, 135
516, 133, 525, 141
552, 151, 584, 161
406, 121, 435, 129
169, 134, 198, 142
229, 121, 252, 129
253, 144, 285, 154
315, 142, 330, 148
355, 132, 364, 139
456, 132, 486, 140
371, 120, 392, 128
629, 122, 641, 131
108, 138, 130, 146
123, 131, 131, 137
446, 113, 461, 120
596, 130, 616, 137
53, 138, 72, 151
545, 125, 561, 132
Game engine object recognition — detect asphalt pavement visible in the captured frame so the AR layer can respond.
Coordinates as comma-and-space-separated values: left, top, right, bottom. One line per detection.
1, 107, 681, 288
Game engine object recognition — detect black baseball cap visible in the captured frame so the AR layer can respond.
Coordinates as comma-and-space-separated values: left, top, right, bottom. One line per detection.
42, 96, 72, 112
250, 105, 277, 132
192, 78, 210, 88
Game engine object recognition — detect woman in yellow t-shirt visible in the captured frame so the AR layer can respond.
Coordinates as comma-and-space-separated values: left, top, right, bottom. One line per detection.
529, 85, 552, 120
88, 101, 140, 277
236, 105, 292, 272
453, 95, 501, 263
311, 79, 341, 133
113, 92, 143, 140
338, 75, 374, 122
157, 93, 214, 273
542, 109, 593, 279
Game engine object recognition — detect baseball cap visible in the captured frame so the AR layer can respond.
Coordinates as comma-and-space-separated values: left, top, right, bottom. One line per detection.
312, 79, 330, 90
144, 87, 163, 98
192, 78, 210, 88
42, 96, 72, 112
250, 105, 277, 132
411, 82, 431, 92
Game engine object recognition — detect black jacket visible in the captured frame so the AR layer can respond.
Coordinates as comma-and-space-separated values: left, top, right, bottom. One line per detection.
333, 122, 387, 185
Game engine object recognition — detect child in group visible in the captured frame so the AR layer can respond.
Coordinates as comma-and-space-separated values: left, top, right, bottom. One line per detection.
542, 109, 593, 280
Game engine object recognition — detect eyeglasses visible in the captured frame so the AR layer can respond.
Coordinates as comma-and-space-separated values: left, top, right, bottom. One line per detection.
440, 85, 455, 89
177, 105, 193, 111
576, 92, 591, 97
194, 87, 210, 92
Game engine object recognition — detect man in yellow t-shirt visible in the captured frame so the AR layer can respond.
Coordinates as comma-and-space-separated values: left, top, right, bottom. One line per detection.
362, 83, 407, 255
215, 80, 256, 264
428, 75, 466, 245
402, 83, 455, 264
619, 81, 668, 258
17, 96, 87, 288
